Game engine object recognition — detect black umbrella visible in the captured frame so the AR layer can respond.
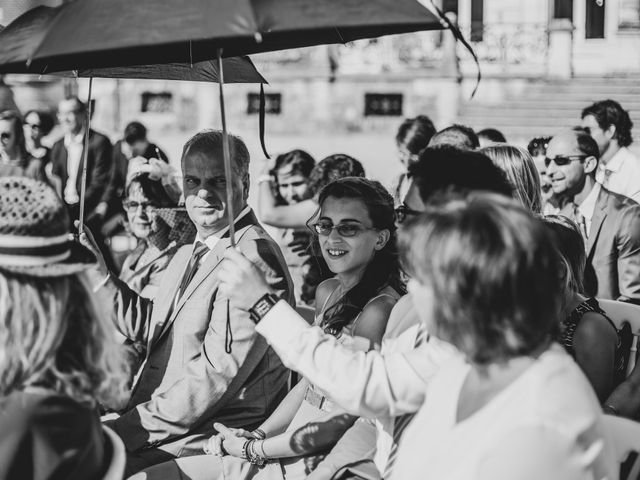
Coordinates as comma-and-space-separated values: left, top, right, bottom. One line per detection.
0, 0, 456, 245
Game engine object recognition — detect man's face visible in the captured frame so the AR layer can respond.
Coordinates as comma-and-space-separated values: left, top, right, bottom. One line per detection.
183, 148, 248, 237
546, 132, 592, 196
130, 139, 149, 157
276, 164, 310, 204
582, 114, 611, 155
57, 100, 84, 136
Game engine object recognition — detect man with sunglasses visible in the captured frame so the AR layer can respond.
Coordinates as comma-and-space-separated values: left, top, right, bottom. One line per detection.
216, 147, 512, 480
547, 127, 640, 303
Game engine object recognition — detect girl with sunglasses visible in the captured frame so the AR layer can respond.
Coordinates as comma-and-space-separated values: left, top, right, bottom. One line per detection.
0, 110, 48, 183
132, 177, 405, 480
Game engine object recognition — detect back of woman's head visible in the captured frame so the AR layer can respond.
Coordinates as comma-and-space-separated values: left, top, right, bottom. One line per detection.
308, 154, 365, 196
315, 177, 404, 335
480, 145, 542, 214
0, 272, 129, 408
395, 115, 437, 155
543, 215, 586, 295
400, 193, 561, 365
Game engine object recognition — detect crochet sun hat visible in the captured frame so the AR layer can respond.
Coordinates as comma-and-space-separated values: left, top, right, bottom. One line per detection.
0, 176, 94, 277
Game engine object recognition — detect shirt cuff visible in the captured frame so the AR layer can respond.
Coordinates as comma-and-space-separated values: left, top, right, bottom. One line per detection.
255, 300, 312, 350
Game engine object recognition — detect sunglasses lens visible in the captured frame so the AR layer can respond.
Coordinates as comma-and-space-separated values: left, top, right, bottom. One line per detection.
336, 225, 359, 237
313, 221, 332, 236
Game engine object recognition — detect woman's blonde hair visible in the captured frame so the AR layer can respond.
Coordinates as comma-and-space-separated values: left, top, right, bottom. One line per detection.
480, 145, 542, 214
0, 271, 129, 409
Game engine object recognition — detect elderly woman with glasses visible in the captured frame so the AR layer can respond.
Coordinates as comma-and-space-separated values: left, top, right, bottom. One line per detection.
82, 158, 192, 299
0, 110, 47, 183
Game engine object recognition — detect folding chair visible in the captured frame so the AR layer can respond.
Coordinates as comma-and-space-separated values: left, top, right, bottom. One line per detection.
598, 299, 640, 377
603, 414, 640, 480
102, 425, 126, 480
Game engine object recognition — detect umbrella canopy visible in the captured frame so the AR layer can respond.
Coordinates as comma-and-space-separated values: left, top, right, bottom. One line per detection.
4, 0, 443, 72
0, 5, 266, 83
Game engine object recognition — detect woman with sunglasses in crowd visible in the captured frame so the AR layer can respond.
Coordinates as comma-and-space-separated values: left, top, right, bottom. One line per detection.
132, 177, 405, 480
0, 110, 47, 183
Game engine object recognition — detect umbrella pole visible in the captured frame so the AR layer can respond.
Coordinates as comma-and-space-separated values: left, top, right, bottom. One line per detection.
217, 48, 235, 246
78, 76, 93, 235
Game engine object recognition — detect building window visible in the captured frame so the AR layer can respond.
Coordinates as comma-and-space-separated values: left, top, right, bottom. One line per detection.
619, 0, 640, 29
553, 0, 574, 19
470, 0, 484, 42
141, 92, 173, 113
364, 93, 403, 116
247, 93, 282, 114
586, 0, 606, 38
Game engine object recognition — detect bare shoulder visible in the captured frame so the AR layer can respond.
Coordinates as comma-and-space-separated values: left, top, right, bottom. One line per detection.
574, 311, 618, 345
315, 278, 340, 311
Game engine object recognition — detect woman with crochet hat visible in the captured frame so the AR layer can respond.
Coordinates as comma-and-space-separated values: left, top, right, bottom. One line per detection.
0, 176, 130, 480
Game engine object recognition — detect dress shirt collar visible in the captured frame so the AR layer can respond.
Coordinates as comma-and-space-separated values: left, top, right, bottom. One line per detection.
602, 146, 632, 174
578, 182, 601, 223
195, 205, 252, 251
64, 128, 86, 148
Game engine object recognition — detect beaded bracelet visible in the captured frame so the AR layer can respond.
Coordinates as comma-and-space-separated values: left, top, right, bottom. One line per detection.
246, 439, 267, 468
251, 428, 267, 440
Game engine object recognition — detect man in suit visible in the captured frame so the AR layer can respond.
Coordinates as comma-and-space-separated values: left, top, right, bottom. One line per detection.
51, 97, 115, 269
547, 127, 640, 303
103, 129, 293, 475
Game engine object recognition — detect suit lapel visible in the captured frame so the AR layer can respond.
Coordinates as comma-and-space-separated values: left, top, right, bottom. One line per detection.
152, 210, 260, 345
587, 189, 609, 257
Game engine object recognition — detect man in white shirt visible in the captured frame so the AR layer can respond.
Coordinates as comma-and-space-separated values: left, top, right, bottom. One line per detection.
547, 127, 640, 303
51, 97, 115, 268
582, 99, 640, 202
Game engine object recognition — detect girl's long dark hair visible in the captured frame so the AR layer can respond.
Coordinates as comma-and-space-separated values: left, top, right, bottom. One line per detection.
313, 177, 405, 336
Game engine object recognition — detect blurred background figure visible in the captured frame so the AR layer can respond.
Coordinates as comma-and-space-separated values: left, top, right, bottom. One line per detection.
581, 99, 640, 202
527, 136, 560, 215
0, 110, 47, 183
258, 153, 366, 305
393, 115, 436, 204
480, 144, 542, 214
544, 215, 626, 403
477, 127, 507, 148
51, 97, 116, 271
428, 124, 479, 150
262, 149, 316, 305
0, 176, 129, 480
23, 109, 55, 167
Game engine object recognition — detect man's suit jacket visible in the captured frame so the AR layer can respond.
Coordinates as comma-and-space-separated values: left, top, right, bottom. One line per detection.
50, 129, 113, 215
566, 187, 640, 303
109, 210, 293, 456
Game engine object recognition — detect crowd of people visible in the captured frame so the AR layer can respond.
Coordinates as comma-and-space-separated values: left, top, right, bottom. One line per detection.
2, 96, 640, 480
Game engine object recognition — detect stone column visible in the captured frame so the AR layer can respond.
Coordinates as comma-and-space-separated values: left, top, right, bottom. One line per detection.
547, 18, 574, 79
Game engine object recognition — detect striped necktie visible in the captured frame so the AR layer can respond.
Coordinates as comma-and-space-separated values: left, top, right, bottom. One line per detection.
383, 323, 428, 479
176, 241, 209, 302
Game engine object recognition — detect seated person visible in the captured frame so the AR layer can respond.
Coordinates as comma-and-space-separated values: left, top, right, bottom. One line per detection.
389, 193, 615, 479
0, 177, 129, 480
80, 130, 293, 476
544, 215, 625, 402
133, 177, 404, 480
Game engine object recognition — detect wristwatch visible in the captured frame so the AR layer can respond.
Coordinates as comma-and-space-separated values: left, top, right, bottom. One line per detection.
249, 293, 280, 323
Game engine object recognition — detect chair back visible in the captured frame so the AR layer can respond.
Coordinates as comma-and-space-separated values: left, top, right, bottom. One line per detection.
603, 414, 640, 480
598, 299, 640, 377
102, 425, 126, 480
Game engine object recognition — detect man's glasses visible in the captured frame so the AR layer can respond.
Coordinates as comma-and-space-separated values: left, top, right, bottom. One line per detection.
123, 200, 157, 214
544, 155, 588, 168
395, 204, 422, 224
310, 220, 370, 237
